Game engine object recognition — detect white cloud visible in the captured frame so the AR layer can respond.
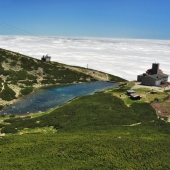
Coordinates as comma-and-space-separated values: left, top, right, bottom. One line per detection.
0, 35, 170, 81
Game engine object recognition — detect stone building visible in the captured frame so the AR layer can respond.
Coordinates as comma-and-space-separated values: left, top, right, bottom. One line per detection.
137, 63, 168, 86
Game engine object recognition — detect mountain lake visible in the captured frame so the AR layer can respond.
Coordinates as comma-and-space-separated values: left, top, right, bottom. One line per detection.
0, 81, 117, 115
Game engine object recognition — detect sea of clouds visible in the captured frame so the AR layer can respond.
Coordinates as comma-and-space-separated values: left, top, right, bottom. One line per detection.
0, 35, 170, 81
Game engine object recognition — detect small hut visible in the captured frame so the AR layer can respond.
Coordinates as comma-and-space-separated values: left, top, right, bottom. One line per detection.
126, 89, 135, 96
126, 89, 141, 100
41, 54, 51, 62
130, 93, 141, 100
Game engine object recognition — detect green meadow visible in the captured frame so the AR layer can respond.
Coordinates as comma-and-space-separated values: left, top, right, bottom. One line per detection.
0, 84, 170, 170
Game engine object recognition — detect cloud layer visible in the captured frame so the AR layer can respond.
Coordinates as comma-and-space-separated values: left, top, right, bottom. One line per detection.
0, 36, 170, 81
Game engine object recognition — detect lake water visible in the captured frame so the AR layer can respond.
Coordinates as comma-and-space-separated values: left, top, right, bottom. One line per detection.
0, 81, 117, 115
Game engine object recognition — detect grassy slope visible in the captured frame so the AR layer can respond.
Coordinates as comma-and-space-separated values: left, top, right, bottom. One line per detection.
0, 83, 170, 169
0, 48, 170, 169
0, 48, 126, 106
1, 133, 169, 170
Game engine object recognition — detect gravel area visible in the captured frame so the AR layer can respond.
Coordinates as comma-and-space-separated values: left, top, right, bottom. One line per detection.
132, 82, 170, 92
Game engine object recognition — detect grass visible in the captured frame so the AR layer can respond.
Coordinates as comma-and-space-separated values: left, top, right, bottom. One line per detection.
1, 82, 169, 135
146, 92, 168, 102
18, 126, 57, 135
0, 75, 170, 169
30, 107, 58, 118
112, 82, 169, 106
0, 48, 126, 105
0, 130, 170, 170
0, 115, 17, 123
0, 91, 159, 134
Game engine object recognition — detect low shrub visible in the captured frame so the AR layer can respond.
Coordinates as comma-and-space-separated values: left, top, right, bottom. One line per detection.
1, 126, 18, 133
20, 87, 34, 95
0, 83, 16, 101
0, 105, 4, 110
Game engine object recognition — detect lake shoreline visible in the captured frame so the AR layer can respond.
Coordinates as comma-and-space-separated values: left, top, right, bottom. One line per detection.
0, 80, 101, 109
0, 81, 118, 116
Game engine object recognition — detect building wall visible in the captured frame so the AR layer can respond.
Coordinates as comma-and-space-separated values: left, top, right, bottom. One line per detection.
152, 63, 159, 74
45, 57, 51, 62
137, 63, 168, 86
140, 76, 156, 86
137, 75, 142, 82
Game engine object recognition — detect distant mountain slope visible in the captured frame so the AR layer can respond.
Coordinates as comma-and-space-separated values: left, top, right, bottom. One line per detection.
0, 48, 126, 107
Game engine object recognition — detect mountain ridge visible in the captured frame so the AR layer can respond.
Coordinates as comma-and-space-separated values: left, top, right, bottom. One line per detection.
0, 48, 126, 107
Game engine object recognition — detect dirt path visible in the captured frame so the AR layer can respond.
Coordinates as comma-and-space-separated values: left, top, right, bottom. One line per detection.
65, 66, 110, 81
132, 82, 170, 92
151, 99, 170, 117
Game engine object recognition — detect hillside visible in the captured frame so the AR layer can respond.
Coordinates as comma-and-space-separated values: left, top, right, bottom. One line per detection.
0, 82, 170, 169
1, 48, 170, 169
0, 48, 126, 107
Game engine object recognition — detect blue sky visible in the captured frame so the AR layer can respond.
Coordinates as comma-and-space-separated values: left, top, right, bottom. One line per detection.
0, 0, 170, 39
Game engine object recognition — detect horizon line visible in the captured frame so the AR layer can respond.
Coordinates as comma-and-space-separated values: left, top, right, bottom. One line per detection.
0, 34, 170, 41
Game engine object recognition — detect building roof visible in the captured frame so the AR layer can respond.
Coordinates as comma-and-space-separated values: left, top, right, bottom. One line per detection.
146, 68, 163, 74
146, 73, 168, 80
127, 89, 135, 93
130, 93, 141, 98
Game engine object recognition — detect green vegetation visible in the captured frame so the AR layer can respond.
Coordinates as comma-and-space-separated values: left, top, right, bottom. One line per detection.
6, 70, 36, 81
0, 92, 158, 134
0, 48, 126, 105
0, 48, 170, 169
0, 105, 4, 110
20, 87, 34, 95
112, 82, 169, 106
0, 132, 170, 170
0, 83, 16, 101
0, 83, 170, 169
